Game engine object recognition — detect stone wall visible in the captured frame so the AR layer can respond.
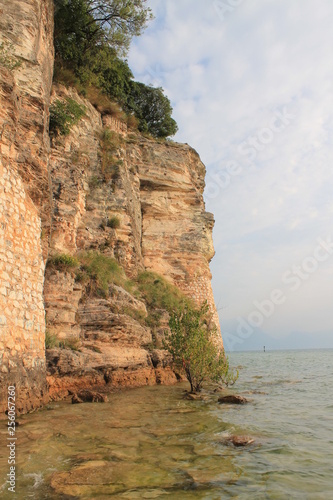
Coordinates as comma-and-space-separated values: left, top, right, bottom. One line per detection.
0, 0, 54, 412
0, 164, 47, 411
178, 274, 221, 343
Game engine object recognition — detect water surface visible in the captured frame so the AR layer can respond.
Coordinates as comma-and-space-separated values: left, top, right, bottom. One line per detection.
1, 349, 332, 498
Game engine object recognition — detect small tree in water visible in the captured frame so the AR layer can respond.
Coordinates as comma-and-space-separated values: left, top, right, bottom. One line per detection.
165, 302, 238, 393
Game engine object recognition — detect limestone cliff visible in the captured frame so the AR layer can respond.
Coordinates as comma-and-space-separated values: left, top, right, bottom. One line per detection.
0, 0, 222, 412
44, 85, 222, 399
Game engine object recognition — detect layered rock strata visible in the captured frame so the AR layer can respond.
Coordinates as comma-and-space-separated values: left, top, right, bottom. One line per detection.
43, 86, 222, 399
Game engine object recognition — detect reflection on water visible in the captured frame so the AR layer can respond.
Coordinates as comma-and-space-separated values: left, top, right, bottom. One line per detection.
0, 349, 333, 498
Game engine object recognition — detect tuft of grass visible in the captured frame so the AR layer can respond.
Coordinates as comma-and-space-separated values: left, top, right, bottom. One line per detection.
45, 330, 80, 351
100, 128, 121, 150
45, 330, 59, 349
77, 251, 126, 297
47, 253, 79, 271
137, 271, 193, 315
88, 175, 103, 190
107, 216, 121, 229
85, 86, 126, 120
49, 97, 86, 136
127, 113, 139, 130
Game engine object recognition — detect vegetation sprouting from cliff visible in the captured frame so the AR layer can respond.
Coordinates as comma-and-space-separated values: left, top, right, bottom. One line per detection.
0, 41, 22, 70
137, 271, 192, 314
46, 252, 230, 390
76, 251, 129, 297
45, 330, 80, 350
47, 253, 80, 270
165, 303, 238, 393
53, 0, 178, 138
47, 251, 129, 297
49, 97, 86, 135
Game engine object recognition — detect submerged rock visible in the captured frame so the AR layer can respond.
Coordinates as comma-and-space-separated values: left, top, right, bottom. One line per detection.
72, 390, 108, 404
243, 390, 268, 395
185, 393, 202, 401
183, 391, 208, 401
222, 435, 255, 447
218, 395, 248, 405
50, 460, 184, 497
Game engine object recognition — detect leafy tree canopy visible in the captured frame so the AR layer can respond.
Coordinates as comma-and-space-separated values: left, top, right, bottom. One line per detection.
54, 0, 153, 58
127, 82, 178, 138
53, 0, 178, 138
84, 0, 154, 56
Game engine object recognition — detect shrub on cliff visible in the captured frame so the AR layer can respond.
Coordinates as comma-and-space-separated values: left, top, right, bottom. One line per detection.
0, 41, 22, 70
45, 330, 60, 349
137, 271, 192, 314
77, 251, 128, 297
164, 302, 238, 393
49, 97, 86, 136
47, 253, 80, 270
107, 216, 121, 228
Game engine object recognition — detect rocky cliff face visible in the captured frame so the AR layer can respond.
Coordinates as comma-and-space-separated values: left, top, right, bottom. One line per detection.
133, 138, 221, 333
0, 0, 222, 412
0, 0, 53, 412
43, 85, 222, 399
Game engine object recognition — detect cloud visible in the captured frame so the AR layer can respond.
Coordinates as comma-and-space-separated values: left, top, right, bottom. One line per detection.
129, 0, 333, 338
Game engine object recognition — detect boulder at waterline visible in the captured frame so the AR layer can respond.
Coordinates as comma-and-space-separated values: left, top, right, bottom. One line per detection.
218, 395, 248, 404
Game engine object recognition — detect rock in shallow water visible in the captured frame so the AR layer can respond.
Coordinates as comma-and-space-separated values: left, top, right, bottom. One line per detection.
184, 392, 205, 401
222, 435, 255, 447
72, 390, 108, 404
50, 461, 185, 497
218, 395, 248, 404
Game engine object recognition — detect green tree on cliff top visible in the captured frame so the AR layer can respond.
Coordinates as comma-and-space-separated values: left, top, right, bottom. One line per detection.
127, 82, 178, 137
54, 0, 177, 138
54, 0, 153, 60
82, 0, 153, 56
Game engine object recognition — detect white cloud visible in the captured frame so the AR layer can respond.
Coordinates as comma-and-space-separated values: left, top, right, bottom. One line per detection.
129, 0, 333, 338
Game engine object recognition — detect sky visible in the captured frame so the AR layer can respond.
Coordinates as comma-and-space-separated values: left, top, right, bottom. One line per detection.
128, 0, 333, 349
